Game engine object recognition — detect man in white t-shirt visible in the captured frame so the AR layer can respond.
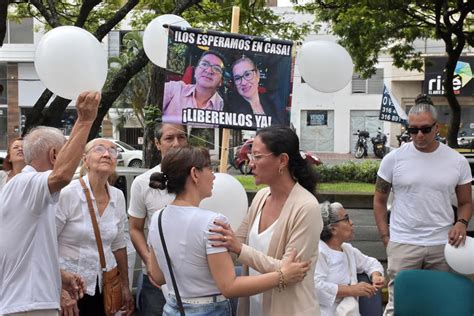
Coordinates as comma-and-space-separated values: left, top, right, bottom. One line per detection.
373, 97, 472, 316
128, 121, 188, 315
0, 92, 100, 316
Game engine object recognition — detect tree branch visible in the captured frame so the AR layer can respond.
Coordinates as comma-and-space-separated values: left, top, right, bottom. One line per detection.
29, 0, 61, 27
47, 0, 60, 26
75, 0, 102, 27
94, 0, 139, 41
0, 0, 8, 46
88, 48, 149, 139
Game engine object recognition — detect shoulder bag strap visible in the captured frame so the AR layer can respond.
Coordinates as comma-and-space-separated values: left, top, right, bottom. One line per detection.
158, 209, 185, 316
79, 178, 107, 271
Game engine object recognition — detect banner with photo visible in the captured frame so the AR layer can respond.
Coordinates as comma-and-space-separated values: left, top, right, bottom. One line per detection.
162, 25, 293, 129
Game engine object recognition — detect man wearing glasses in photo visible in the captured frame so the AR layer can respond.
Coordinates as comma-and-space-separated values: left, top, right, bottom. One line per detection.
163, 50, 225, 124
373, 95, 472, 316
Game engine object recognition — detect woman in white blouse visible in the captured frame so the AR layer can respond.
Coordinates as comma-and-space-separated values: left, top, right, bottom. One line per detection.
0, 137, 25, 190
56, 138, 134, 316
314, 201, 385, 316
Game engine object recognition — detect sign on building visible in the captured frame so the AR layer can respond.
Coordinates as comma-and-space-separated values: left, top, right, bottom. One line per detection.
424, 57, 474, 96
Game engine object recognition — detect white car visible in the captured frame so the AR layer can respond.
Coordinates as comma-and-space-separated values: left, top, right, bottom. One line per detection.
110, 140, 143, 168
0, 150, 6, 167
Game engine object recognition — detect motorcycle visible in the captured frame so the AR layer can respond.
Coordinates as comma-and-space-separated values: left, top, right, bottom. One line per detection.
396, 129, 411, 147
371, 128, 388, 159
353, 130, 370, 159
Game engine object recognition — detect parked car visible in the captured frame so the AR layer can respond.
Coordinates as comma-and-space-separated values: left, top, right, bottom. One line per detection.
110, 139, 143, 168
232, 138, 323, 174
0, 150, 6, 168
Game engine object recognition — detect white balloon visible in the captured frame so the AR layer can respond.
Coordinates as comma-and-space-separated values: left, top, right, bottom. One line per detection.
444, 236, 474, 274
35, 26, 107, 100
200, 173, 248, 230
297, 41, 353, 93
143, 15, 190, 68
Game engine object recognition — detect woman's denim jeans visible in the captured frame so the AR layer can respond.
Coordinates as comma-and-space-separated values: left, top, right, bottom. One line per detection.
164, 295, 232, 316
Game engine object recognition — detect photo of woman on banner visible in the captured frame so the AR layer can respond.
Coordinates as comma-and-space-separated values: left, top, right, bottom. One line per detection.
224, 56, 289, 128
162, 50, 226, 124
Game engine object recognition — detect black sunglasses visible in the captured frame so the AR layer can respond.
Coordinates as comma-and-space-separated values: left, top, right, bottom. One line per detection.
407, 122, 436, 135
333, 214, 350, 223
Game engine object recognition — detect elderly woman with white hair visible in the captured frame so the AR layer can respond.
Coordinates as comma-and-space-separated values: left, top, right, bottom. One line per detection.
56, 138, 134, 316
314, 201, 385, 316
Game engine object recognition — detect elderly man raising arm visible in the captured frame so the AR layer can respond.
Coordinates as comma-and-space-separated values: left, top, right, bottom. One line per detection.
0, 91, 100, 316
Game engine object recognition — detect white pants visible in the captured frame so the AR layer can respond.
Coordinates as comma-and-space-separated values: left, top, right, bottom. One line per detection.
5, 310, 59, 316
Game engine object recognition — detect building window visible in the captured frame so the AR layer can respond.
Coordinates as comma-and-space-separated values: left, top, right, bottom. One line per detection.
6, 18, 34, 44
0, 63, 6, 105
352, 68, 384, 94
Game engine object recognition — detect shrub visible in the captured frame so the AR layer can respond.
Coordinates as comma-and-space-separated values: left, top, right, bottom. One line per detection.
315, 161, 380, 184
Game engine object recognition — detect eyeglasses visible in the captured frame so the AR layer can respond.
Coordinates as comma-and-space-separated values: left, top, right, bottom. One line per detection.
333, 214, 350, 224
89, 145, 119, 158
407, 122, 437, 135
247, 152, 273, 162
198, 60, 224, 75
233, 69, 257, 85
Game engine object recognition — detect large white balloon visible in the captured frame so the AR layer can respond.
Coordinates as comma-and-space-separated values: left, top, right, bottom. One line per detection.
444, 236, 474, 274
143, 15, 190, 68
297, 41, 353, 93
200, 173, 248, 229
35, 26, 107, 100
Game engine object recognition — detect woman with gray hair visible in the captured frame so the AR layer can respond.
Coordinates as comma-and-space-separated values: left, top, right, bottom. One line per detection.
315, 201, 385, 316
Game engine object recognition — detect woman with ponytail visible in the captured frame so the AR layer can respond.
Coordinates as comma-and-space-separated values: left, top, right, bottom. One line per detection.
210, 125, 323, 315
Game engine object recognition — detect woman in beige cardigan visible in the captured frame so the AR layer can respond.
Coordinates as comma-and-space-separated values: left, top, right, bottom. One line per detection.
211, 125, 323, 316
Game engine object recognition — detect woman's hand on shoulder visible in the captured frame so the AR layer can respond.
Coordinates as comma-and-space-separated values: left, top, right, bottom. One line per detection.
280, 249, 311, 286
208, 220, 242, 255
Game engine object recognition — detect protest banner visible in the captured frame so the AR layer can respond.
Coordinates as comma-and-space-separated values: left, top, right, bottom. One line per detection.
162, 25, 293, 129
380, 85, 408, 125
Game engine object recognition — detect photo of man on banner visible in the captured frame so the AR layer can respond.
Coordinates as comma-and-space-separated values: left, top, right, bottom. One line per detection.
162, 25, 293, 129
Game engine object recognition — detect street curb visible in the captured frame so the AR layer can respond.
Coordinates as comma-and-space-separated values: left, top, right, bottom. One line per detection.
246, 191, 374, 209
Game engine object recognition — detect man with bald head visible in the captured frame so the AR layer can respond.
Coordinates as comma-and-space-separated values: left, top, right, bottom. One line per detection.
0, 91, 101, 316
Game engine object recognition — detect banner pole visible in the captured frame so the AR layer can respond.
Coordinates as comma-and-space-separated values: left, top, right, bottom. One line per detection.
219, 6, 240, 173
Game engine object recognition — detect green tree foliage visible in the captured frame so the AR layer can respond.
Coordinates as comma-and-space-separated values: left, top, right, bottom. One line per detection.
298, 0, 474, 146
3, 0, 316, 148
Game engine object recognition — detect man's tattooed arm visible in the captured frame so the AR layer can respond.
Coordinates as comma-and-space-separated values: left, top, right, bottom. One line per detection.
375, 176, 392, 194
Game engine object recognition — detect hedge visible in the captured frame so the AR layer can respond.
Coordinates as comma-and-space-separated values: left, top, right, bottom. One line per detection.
315, 161, 380, 184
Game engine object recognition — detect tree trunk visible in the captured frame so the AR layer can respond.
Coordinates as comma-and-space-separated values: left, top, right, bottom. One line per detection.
143, 65, 166, 168
444, 56, 461, 148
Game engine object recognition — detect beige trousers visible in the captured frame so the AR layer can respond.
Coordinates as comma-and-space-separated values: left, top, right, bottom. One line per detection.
383, 241, 450, 316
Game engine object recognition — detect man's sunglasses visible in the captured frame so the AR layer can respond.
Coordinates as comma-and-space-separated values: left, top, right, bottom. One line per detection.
407, 122, 436, 135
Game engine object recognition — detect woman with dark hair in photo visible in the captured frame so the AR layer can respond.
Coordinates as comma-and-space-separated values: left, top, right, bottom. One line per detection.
225, 56, 287, 127
146, 146, 310, 316
210, 125, 322, 315
0, 137, 25, 190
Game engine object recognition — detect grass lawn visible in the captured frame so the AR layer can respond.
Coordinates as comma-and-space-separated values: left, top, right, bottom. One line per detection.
235, 175, 375, 193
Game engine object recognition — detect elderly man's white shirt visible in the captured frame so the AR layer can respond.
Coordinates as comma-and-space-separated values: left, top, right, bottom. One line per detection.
56, 176, 127, 296
0, 166, 60, 314
127, 164, 174, 273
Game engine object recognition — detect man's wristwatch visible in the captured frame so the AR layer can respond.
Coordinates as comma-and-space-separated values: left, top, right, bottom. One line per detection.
456, 218, 469, 227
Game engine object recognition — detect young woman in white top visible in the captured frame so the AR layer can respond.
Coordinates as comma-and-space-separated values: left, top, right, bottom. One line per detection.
315, 201, 385, 316
56, 138, 134, 316
146, 146, 310, 316
0, 137, 25, 190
